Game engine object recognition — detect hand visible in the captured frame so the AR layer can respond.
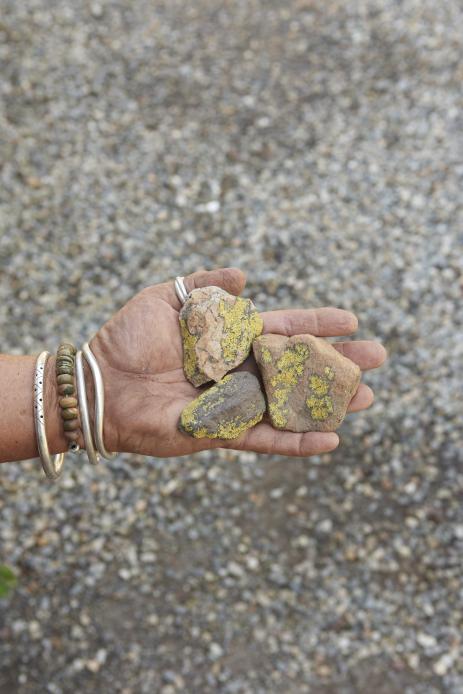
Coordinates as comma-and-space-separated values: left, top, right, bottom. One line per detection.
90, 268, 386, 458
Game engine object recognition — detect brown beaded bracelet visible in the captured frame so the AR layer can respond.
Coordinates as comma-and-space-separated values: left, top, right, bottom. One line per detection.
55, 342, 81, 452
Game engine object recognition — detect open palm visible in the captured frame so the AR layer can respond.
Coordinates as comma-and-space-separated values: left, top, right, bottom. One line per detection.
89, 268, 386, 458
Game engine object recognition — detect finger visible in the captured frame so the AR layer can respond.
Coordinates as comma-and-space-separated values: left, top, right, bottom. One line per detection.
223, 421, 339, 457
177, 268, 247, 308
333, 341, 387, 371
261, 308, 358, 337
185, 267, 246, 294
347, 383, 374, 412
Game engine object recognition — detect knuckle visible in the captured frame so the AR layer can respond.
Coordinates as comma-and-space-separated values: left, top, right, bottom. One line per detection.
312, 310, 321, 335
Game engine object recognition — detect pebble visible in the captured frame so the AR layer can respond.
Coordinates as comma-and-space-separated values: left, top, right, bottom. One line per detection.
417, 633, 437, 650
179, 372, 266, 439
179, 286, 263, 386
253, 333, 360, 431
433, 653, 455, 676
209, 643, 224, 660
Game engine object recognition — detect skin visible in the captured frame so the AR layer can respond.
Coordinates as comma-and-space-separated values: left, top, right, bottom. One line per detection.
0, 267, 387, 465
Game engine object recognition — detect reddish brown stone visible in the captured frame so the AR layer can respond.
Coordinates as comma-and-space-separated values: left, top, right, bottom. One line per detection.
179, 286, 263, 386
253, 333, 361, 432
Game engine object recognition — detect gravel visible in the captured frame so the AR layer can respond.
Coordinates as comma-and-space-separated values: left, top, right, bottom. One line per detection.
0, 0, 462, 692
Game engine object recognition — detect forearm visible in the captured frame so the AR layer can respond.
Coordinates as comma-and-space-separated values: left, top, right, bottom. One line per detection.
0, 353, 95, 465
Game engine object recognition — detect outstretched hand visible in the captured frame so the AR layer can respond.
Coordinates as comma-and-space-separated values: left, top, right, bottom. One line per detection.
90, 268, 386, 458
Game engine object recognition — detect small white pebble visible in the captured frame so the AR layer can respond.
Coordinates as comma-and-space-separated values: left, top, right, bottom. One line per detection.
433, 652, 454, 676
417, 632, 437, 649
209, 642, 224, 660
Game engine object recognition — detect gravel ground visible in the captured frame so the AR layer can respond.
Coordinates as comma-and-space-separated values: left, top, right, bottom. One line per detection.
1, 0, 462, 692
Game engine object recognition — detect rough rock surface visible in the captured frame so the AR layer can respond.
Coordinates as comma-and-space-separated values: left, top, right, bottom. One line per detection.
179, 372, 265, 439
179, 286, 263, 386
254, 334, 361, 432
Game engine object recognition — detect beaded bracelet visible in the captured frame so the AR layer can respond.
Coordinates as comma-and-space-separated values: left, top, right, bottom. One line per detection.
55, 342, 81, 453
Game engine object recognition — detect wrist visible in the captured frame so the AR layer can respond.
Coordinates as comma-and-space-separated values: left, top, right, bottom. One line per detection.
1, 347, 117, 465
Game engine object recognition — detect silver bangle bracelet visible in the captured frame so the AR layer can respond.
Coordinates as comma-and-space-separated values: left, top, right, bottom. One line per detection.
34, 351, 65, 480
82, 342, 117, 460
75, 350, 100, 466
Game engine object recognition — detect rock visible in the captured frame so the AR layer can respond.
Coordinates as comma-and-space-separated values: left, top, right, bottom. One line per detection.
179, 286, 263, 386
178, 372, 265, 439
253, 334, 361, 432
209, 642, 224, 660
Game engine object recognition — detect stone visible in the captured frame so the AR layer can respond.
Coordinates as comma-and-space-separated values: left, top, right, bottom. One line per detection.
56, 364, 74, 375
57, 348, 75, 358
179, 286, 263, 386
179, 372, 266, 439
253, 334, 361, 432
59, 343, 77, 354
59, 396, 78, 409
56, 374, 74, 385
57, 355, 74, 365
62, 407, 79, 420
58, 383, 75, 396
64, 431, 80, 441
63, 419, 80, 431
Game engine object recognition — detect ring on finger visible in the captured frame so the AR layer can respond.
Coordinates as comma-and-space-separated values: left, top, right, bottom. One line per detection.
175, 276, 190, 305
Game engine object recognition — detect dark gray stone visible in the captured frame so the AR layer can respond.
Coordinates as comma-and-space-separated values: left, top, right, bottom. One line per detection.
179, 372, 266, 439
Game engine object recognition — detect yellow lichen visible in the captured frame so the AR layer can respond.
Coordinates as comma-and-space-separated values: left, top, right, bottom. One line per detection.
324, 366, 335, 381
268, 342, 310, 428
179, 397, 201, 433
190, 426, 209, 438
180, 318, 199, 381
213, 411, 264, 439
218, 297, 263, 364
306, 394, 334, 421
305, 367, 336, 421
308, 374, 330, 396
260, 346, 272, 364
268, 401, 287, 429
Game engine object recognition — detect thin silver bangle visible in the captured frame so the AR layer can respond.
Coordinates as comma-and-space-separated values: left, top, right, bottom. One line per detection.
75, 350, 100, 465
34, 351, 65, 480
82, 342, 117, 460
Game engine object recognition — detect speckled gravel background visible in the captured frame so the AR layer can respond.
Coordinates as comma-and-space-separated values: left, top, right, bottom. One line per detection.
1, 1, 462, 692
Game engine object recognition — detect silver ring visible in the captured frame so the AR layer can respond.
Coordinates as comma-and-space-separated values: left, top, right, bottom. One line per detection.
82, 342, 117, 460
34, 351, 65, 480
75, 350, 100, 465
175, 276, 190, 305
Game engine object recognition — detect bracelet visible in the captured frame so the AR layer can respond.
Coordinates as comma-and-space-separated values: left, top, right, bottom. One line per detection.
55, 342, 81, 453
33, 340, 117, 479
75, 350, 101, 465
82, 342, 117, 460
34, 351, 65, 480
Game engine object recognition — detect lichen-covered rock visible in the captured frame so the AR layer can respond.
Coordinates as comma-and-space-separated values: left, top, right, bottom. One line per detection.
179, 372, 266, 439
179, 286, 263, 386
253, 334, 361, 432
